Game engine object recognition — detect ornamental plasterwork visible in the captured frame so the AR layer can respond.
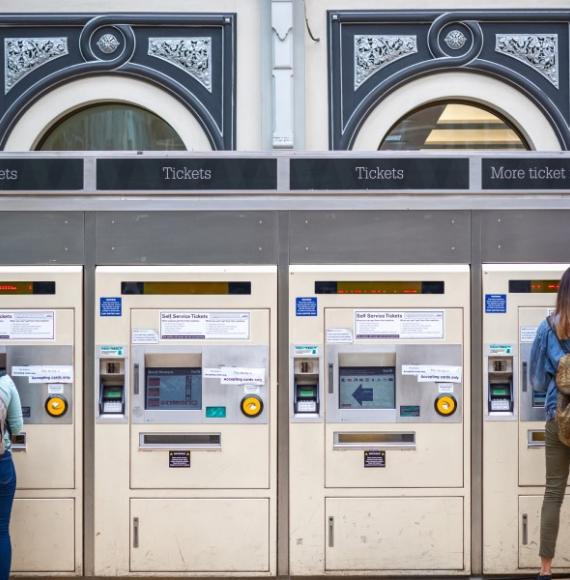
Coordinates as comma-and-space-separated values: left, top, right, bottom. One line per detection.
97, 33, 120, 54
4, 37, 68, 94
495, 34, 559, 88
148, 37, 212, 91
354, 35, 417, 90
444, 30, 467, 50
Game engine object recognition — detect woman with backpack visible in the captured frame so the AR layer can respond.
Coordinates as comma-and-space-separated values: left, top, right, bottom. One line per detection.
531, 266, 570, 580
0, 373, 23, 580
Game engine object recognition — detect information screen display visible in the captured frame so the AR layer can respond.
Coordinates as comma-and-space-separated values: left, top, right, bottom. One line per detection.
315, 281, 444, 295
145, 367, 202, 411
509, 279, 560, 293
339, 366, 396, 410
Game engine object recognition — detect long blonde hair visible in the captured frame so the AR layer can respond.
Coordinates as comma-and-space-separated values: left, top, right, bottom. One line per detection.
555, 267, 570, 340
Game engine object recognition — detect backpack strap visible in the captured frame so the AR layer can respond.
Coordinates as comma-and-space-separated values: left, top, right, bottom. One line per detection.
548, 316, 570, 355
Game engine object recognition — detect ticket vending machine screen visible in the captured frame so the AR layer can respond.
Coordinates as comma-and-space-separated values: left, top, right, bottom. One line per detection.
145, 367, 202, 411
339, 366, 396, 409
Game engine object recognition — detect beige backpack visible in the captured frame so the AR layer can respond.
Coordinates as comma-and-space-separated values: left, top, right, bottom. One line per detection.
548, 317, 570, 445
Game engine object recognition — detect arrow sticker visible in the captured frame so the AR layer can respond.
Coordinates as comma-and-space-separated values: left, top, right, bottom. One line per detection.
352, 384, 374, 406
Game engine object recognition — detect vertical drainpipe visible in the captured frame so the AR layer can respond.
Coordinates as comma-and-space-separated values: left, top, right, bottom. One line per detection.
272, 0, 295, 149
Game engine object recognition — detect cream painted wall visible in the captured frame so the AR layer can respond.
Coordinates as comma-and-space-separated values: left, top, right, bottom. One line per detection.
352, 72, 561, 152
4, 76, 213, 151
303, 0, 570, 151
1, 0, 262, 150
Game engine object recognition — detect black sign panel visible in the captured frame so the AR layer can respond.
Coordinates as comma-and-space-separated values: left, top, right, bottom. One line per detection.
169, 450, 191, 468
0, 159, 83, 191
290, 158, 469, 190
364, 449, 386, 468
483, 158, 570, 190
97, 158, 277, 191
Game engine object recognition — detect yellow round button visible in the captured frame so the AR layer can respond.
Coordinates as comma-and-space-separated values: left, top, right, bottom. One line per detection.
435, 394, 457, 417
45, 395, 68, 418
241, 395, 263, 418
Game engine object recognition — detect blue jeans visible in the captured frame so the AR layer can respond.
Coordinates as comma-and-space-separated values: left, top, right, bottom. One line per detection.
0, 452, 16, 580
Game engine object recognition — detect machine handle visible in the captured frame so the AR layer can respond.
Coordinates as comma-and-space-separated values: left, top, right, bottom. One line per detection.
139, 432, 222, 450
522, 361, 528, 392
328, 516, 334, 548
527, 429, 546, 447
133, 363, 139, 395
522, 513, 528, 545
133, 517, 139, 548
334, 431, 416, 449
328, 363, 334, 394
11, 432, 26, 452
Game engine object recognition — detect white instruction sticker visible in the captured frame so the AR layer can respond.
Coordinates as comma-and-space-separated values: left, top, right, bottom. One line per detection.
100, 345, 125, 357
204, 367, 265, 386
326, 328, 353, 344
438, 383, 455, 394
12, 365, 73, 383
401, 364, 462, 383
132, 329, 159, 344
0, 310, 54, 340
160, 311, 250, 340
294, 345, 320, 356
48, 384, 65, 394
520, 326, 538, 343
355, 310, 444, 339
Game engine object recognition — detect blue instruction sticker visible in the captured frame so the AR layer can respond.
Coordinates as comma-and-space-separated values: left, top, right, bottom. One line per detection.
296, 297, 318, 317
100, 297, 122, 317
485, 294, 507, 314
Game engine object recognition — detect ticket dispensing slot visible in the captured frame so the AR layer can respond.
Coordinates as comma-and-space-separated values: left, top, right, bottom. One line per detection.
11, 432, 26, 452
139, 432, 221, 450
488, 356, 514, 413
294, 358, 320, 415
99, 358, 126, 415
527, 429, 546, 448
333, 431, 416, 449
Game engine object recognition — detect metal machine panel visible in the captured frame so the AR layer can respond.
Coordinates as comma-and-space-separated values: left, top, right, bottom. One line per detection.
130, 498, 270, 572
325, 497, 464, 571
325, 423, 463, 488
131, 343, 269, 425
11, 498, 75, 572
519, 495, 570, 569
289, 211, 471, 264
130, 423, 270, 489
481, 212, 570, 263
95, 212, 278, 265
7, 344, 73, 425
0, 212, 84, 264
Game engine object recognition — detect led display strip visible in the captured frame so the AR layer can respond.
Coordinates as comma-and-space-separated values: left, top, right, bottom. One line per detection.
121, 281, 251, 295
508, 280, 560, 293
0, 281, 55, 295
314, 281, 444, 294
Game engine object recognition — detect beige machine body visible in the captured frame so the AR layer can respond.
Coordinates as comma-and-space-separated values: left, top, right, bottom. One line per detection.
483, 264, 570, 574
289, 265, 471, 576
93, 266, 277, 576
1, 266, 83, 576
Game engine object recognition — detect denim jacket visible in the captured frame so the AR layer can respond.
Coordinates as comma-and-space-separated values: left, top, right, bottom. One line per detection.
530, 317, 570, 421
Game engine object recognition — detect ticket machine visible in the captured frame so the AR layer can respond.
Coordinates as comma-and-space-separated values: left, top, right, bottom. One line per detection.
0, 266, 83, 575
94, 266, 277, 576
289, 265, 470, 575
483, 264, 570, 574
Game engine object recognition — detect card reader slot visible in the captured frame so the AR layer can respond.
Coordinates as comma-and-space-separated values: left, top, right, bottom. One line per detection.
527, 429, 546, 447
139, 432, 221, 450
11, 432, 26, 452
334, 431, 416, 449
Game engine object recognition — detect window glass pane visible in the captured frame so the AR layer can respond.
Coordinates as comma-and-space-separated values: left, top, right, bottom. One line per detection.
380, 102, 529, 151
38, 103, 186, 151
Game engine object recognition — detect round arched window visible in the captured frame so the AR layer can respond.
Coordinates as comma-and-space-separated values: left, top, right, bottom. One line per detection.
37, 103, 186, 151
380, 101, 529, 151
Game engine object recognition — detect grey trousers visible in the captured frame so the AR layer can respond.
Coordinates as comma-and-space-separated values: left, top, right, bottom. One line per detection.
540, 418, 570, 558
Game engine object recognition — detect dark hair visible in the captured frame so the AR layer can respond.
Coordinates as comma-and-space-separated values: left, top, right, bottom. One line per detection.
555, 267, 570, 340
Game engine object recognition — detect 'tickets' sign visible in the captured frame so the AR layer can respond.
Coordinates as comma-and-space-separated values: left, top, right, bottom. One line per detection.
97, 158, 277, 190
290, 158, 470, 190
0, 159, 83, 190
